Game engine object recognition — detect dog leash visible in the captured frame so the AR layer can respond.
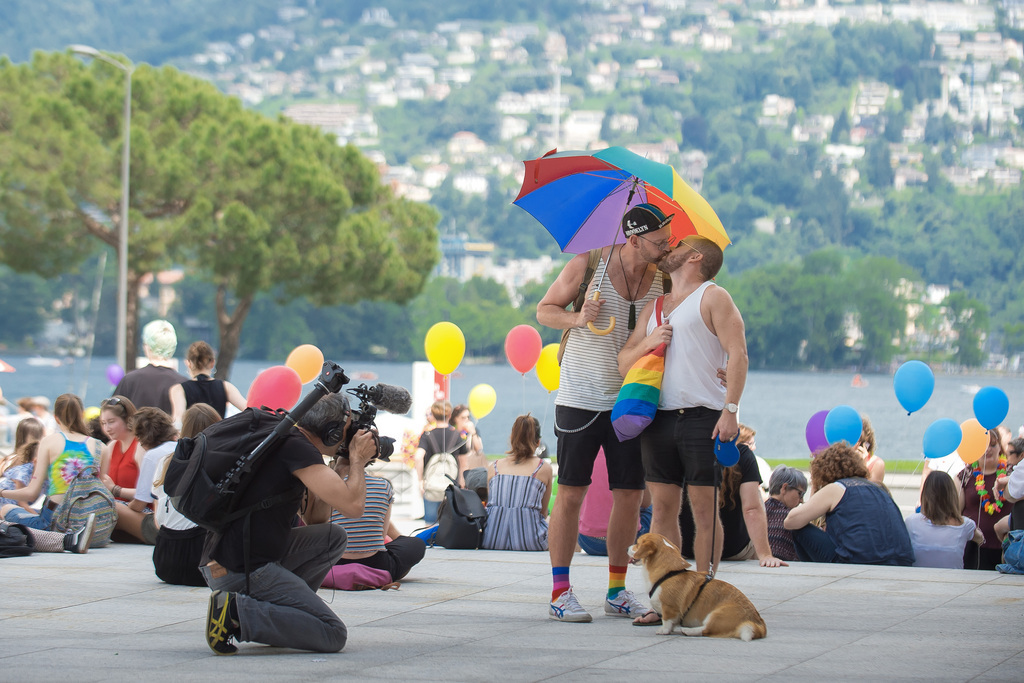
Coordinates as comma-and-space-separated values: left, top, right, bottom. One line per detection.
707, 460, 720, 581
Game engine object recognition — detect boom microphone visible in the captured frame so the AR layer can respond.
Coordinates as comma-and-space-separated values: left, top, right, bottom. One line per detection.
357, 383, 413, 415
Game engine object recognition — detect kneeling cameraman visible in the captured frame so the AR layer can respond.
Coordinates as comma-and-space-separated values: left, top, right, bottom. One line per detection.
202, 393, 376, 655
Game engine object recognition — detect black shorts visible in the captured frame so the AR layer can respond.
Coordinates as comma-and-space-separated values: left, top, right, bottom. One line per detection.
554, 406, 645, 490
641, 407, 719, 487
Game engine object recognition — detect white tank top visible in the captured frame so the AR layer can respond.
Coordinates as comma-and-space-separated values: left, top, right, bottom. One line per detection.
556, 261, 667, 411
652, 280, 727, 410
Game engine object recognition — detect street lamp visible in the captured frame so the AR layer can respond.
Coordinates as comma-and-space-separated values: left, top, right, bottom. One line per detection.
69, 44, 133, 372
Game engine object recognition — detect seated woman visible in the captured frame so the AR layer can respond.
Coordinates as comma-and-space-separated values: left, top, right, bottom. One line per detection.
784, 443, 914, 566
578, 447, 652, 557
112, 408, 178, 545
959, 429, 1012, 570
97, 396, 140, 504
481, 415, 553, 552
452, 403, 487, 479
151, 403, 220, 586
2, 429, 96, 554
678, 443, 786, 567
856, 417, 885, 484
306, 448, 426, 587
906, 471, 982, 568
169, 341, 247, 426
993, 436, 1024, 542
763, 465, 807, 562
1, 418, 45, 512
0, 394, 104, 552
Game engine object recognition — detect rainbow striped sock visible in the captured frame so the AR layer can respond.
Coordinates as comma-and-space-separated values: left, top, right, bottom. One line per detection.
552, 567, 570, 602
607, 565, 627, 600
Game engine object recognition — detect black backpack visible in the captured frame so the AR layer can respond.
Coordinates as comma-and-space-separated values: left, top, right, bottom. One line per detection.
432, 478, 487, 549
164, 407, 298, 534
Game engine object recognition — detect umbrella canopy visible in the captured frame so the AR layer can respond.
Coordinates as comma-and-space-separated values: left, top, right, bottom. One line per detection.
514, 147, 730, 254
0, 358, 15, 373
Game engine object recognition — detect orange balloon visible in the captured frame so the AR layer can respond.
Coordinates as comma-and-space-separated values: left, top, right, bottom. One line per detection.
957, 418, 988, 465
286, 344, 325, 384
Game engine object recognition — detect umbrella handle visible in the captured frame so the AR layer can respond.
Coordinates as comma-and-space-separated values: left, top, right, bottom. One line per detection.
585, 290, 615, 336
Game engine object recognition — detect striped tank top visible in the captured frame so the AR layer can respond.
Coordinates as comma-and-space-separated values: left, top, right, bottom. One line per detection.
330, 476, 394, 554
557, 260, 667, 411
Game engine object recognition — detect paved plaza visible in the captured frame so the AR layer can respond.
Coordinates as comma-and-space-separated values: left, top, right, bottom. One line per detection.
2, 539, 1022, 682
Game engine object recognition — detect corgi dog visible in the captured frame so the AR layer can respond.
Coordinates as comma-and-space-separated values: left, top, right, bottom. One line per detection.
628, 532, 767, 641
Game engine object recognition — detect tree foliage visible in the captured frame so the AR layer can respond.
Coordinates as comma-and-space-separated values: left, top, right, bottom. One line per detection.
0, 52, 440, 377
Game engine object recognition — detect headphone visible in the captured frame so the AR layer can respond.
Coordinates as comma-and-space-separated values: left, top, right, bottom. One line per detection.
319, 420, 347, 447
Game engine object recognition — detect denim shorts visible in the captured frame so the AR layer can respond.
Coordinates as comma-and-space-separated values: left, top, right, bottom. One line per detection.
3, 504, 54, 531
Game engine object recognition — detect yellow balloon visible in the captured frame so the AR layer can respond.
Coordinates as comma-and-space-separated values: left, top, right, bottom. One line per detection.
286, 344, 325, 384
424, 321, 466, 375
958, 418, 988, 465
468, 384, 497, 420
536, 343, 560, 393
84, 406, 101, 421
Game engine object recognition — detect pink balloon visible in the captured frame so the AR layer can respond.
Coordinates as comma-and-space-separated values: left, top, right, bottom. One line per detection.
504, 325, 543, 374
246, 365, 302, 411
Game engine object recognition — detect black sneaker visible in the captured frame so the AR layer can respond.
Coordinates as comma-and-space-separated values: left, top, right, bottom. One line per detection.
206, 590, 239, 655
65, 513, 97, 554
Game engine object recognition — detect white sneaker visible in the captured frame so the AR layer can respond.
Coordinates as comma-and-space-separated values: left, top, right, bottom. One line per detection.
605, 589, 651, 618
549, 588, 593, 623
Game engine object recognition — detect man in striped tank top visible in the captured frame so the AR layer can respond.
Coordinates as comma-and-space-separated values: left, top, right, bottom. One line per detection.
619, 236, 757, 577
537, 204, 672, 625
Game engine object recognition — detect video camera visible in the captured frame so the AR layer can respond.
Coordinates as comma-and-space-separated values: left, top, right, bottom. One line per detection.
339, 382, 413, 463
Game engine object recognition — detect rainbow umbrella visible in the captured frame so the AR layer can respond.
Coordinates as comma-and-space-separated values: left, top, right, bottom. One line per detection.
514, 146, 729, 253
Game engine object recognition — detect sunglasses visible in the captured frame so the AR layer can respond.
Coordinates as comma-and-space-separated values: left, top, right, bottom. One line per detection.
102, 397, 122, 406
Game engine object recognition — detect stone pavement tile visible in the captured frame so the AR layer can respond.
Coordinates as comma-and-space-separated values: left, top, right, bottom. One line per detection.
592, 646, 785, 676
767, 629, 1024, 682
979, 650, 1024, 679
553, 670, 753, 683
347, 646, 630, 682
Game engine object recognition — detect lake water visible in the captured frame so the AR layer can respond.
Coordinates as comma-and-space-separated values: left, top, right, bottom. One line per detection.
2, 354, 1022, 468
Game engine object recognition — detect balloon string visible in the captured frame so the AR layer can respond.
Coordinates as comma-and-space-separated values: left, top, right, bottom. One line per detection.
522, 373, 527, 415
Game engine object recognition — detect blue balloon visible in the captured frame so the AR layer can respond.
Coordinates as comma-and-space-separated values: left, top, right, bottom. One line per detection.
824, 405, 862, 446
973, 386, 1009, 430
893, 360, 935, 414
922, 418, 963, 459
715, 436, 740, 467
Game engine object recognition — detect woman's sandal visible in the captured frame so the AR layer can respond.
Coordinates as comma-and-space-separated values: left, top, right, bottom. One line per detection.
632, 609, 662, 626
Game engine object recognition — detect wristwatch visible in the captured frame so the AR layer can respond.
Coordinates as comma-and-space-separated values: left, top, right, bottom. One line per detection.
724, 403, 739, 414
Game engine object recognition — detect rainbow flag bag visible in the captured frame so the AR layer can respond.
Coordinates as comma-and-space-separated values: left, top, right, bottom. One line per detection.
612, 296, 666, 442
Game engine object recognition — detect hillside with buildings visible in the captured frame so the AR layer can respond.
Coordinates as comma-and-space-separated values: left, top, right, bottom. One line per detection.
2, 0, 1023, 367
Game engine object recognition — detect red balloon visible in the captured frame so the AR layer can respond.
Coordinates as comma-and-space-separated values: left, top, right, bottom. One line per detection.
505, 325, 543, 374
246, 365, 302, 411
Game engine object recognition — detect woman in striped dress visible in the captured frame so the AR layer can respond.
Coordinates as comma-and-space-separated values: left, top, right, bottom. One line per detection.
482, 415, 553, 551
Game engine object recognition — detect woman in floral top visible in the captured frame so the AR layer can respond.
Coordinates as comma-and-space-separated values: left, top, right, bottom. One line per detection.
0, 418, 44, 510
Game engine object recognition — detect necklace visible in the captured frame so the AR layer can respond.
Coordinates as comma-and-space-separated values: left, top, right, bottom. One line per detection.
617, 245, 643, 330
973, 453, 1007, 515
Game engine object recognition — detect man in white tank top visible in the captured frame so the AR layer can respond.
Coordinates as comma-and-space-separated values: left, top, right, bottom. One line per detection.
537, 204, 672, 624
619, 236, 753, 576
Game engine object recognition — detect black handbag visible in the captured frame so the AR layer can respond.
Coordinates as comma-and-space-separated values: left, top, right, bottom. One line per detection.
432, 477, 487, 549
0, 519, 35, 558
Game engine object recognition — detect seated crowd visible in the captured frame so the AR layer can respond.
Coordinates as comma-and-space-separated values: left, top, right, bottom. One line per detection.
3, 331, 1021, 584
